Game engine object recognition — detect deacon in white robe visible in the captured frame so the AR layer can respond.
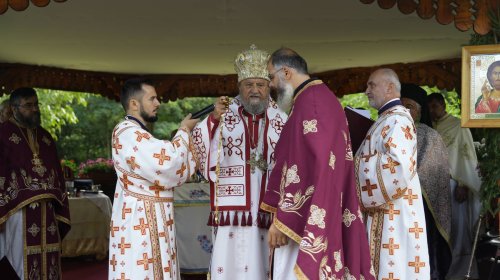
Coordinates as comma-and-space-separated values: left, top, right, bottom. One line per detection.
428, 93, 482, 280
108, 78, 198, 280
355, 69, 430, 280
192, 45, 287, 279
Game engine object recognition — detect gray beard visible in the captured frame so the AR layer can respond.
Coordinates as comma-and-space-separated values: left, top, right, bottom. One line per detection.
239, 96, 268, 115
277, 83, 295, 112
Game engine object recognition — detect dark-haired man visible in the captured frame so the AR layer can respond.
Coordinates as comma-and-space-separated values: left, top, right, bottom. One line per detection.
260, 48, 373, 280
108, 78, 199, 280
0, 87, 71, 280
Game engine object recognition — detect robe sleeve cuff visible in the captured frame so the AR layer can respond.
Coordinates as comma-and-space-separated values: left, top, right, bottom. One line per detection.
260, 202, 277, 213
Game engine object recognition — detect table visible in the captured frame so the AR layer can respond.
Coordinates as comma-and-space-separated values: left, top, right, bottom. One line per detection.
174, 182, 212, 273
62, 193, 112, 260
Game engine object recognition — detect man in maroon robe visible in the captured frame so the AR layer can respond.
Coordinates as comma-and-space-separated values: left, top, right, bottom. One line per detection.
260, 48, 374, 280
0, 87, 70, 280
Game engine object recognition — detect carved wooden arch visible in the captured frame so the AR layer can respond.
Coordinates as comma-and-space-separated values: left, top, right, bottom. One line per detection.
0, 0, 67, 14
360, 0, 499, 35
0, 59, 461, 100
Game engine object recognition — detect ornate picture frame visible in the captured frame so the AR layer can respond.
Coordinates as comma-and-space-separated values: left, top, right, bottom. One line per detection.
461, 44, 500, 127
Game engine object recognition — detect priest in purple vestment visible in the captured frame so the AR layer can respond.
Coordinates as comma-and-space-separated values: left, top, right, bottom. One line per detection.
0, 88, 70, 280
260, 48, 374, 280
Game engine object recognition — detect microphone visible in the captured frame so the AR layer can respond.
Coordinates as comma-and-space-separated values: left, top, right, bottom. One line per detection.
191, 104, 215, 119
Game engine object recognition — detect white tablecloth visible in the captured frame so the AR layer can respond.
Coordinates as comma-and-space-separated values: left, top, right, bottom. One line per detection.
62, 193, 112, 259
174, 182, 212, 273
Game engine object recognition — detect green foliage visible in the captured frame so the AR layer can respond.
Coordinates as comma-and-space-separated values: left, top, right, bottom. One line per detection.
339, 93, 378, 119
55, 93, 215, 165
153, 97, 214, 139
56, 94, 123, 164
38, 89, 88, 139
475, 130, 500, 215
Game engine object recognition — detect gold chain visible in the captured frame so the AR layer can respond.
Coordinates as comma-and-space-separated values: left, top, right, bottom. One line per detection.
15, 122, 39, 156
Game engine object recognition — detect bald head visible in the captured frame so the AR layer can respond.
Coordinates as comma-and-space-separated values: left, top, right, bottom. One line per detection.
365, 68, 401, 109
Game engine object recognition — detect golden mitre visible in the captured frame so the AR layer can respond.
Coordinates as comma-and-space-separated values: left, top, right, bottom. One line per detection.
234, 44, 270, 82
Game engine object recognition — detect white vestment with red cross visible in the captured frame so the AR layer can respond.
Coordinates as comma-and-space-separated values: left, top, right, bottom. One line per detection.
192, 98, 287, 280
108, 119, 196, 280
355, 105, 430, 280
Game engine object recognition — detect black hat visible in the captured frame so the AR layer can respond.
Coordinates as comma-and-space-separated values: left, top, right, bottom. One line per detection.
401, 83, 432, 126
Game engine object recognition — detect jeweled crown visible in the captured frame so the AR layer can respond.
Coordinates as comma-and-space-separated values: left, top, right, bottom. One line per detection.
234, 44, 270, 82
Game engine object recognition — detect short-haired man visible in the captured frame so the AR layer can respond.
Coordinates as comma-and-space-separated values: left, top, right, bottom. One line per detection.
0, 87, 70, 280
355, 69, 430, 279
108, 78, 199, 280
261, 48, 374, 280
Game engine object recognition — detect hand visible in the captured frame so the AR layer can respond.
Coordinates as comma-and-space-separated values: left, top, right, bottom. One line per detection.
481, 79, 492, 101
179, 113, 200, 132
454, 185, 469, 203
211, 96, 229, 121
268, 222, 289, 249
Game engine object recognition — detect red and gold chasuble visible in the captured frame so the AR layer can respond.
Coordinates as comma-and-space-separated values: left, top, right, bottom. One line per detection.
109, 119, 196, 280
0, 119, 70, 280
193, 98, 287, 224
355, 105, 430, 279
192, 98, 287, 279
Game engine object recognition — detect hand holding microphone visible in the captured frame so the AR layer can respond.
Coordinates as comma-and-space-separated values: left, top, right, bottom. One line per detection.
190, 96, 230, 121
212, 96, 230, 121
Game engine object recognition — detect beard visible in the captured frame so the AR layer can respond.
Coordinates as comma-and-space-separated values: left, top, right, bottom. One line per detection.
239, 95, 268, 115
276, 80, 295, 112
15, 110, 40, 128
140, 104, 158, 123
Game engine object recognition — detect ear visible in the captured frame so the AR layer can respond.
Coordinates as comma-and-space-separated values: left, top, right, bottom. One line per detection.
129, 98, 140, 112
283, 67, 292, 81
386, 82, 395, 95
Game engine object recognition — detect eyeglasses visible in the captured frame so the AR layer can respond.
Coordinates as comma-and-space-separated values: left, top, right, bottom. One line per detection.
267, 68, 284, 80
15, 102, 41, 110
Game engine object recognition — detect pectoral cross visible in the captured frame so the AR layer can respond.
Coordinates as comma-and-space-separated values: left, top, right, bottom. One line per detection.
246, 152, 268, 174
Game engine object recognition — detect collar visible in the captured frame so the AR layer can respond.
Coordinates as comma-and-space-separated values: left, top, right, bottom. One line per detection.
241, 109, 265, 121
125, 115, 149, 132
293, 78, 320, 98
378, 98, 402, 115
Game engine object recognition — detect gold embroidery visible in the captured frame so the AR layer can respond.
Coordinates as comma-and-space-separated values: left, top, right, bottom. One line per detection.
346, 144, 353, 161
329, 151, 336, 170
344, 267, 355, 280
303, 119, 318, 134
307, 205, 326, 229
334, 250, 343, 272
9, 133, 21, 144
47, 222, 57, 236
28, 223, 41, 237
343, 208, 356, 227
299, 230, 327, 262
319, 256, 333, 279
285, 164, 300, 187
